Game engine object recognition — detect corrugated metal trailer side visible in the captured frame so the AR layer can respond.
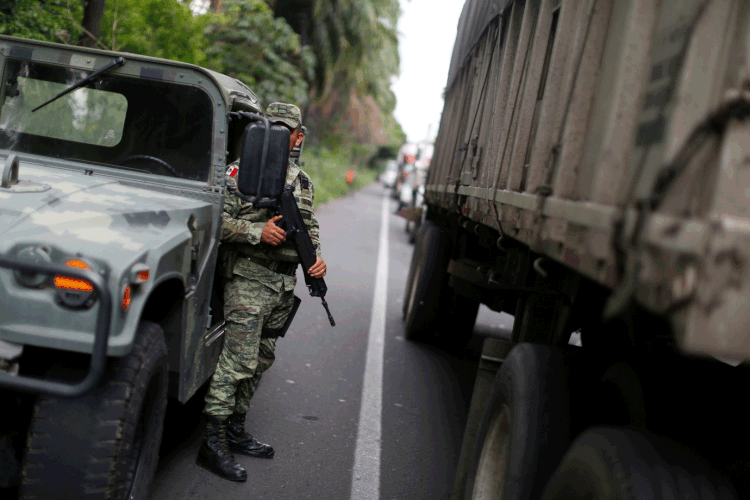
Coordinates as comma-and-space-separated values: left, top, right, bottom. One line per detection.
424, 0, 750, 360
404, 1, 750, 498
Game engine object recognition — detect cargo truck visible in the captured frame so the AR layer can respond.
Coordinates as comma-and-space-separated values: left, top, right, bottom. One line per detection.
402, 0, 750, 498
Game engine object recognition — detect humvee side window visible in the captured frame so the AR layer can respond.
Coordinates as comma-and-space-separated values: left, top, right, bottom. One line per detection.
1, 76, 128, 147
0, 58, 214, 181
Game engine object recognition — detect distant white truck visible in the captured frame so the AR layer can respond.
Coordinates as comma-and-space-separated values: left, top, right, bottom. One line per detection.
380, 159, 399, 188
403, 0, 750, 498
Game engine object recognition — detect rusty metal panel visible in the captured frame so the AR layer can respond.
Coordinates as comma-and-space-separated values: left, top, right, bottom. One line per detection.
590, 0, 661, 205
426, 0, 750, 361
486, 2, 526, 193
506, 0, 558, 192
551, 0, 616, 199
493, 0, 539, 191
630, 0, 737, 202
526, 0, 583, 195
447, 0, 512, 92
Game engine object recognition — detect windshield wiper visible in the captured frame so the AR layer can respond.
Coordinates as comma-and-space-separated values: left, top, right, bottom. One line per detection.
32, 56, 126, 113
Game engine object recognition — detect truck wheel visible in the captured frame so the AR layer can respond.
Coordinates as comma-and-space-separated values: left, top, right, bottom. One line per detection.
403, 221, 450, 341
541, 427, 738, 500
402, 221, 429, 320
22, 321, 168, 500
464, 344, 575, 500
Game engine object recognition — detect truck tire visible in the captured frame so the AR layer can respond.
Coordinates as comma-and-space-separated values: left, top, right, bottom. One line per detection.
403, 221, 450, 341
403, 221, 480, 343
22, 321, 169, 500
541, 427, 738, 500
463, 344, 576, 500
402, 222, 429, 320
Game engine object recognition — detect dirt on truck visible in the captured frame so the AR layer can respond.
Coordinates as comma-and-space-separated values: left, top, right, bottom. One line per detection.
403, 0, 750, 498
0, 35, 280, 499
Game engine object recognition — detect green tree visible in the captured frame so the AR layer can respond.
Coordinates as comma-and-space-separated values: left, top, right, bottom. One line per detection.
0, 0, 83, 43
98, 0, 210, 65
272, 0, 399, 103
0, 0, 405, 173
271, 0, 403, 151
205, 0, 314, 105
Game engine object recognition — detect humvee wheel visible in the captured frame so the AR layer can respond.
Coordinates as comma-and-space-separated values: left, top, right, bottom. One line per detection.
21, 322, 168, 500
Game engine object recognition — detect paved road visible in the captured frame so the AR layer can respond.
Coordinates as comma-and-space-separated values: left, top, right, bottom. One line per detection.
150, 183, 512, 500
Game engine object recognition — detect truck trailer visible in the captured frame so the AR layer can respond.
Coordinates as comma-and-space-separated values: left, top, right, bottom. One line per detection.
403, 0, 750, 498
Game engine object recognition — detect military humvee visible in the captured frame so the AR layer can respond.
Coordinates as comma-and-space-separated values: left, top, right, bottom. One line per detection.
0, 35, 270, 499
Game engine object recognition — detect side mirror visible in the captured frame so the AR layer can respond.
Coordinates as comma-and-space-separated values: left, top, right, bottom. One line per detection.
237, 122, 290, 203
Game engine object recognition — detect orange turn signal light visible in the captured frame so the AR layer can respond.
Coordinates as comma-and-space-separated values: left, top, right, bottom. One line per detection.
64, 259, 89, 269
54, 276, 94, 292
130, 264, 150, 284
55, 260, 94, 292
122, 285, 131, 310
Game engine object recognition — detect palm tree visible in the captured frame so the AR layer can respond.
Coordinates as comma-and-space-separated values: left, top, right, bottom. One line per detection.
272, 0, 401, 144
272, 0, 397, 100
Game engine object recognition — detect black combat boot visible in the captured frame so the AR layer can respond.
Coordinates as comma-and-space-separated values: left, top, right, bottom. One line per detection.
227, 412, 275, 459
196, 415, 248, 481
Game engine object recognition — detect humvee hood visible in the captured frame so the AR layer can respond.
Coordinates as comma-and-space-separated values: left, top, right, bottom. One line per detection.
0, 164, 211, 254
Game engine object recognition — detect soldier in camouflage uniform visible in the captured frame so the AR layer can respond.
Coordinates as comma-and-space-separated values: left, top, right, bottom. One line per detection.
197, 103, 326, 482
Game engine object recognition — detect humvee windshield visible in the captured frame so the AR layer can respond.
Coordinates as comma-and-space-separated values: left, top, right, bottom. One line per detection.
0, 58, 214, 181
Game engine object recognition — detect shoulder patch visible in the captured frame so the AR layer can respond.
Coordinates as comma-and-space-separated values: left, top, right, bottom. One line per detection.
300, 176, 310, 190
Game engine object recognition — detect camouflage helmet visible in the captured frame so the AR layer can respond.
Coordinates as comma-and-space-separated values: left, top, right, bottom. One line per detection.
266, 102, 302, 130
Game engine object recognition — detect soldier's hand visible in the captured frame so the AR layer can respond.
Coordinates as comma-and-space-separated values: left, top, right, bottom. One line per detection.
261, 216, 286, 245
308, 257, 326, 278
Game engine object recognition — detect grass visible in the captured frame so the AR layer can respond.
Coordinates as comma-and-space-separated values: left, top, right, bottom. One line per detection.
300, 145, 378, 206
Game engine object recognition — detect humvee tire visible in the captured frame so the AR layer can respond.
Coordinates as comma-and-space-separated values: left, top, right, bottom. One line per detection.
21, 322, 168, 500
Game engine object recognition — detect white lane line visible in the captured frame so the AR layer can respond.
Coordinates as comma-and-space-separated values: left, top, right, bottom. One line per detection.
350, 193, 389, 500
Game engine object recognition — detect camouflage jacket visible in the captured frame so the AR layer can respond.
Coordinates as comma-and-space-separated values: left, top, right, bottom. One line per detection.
219, 160, 321, 279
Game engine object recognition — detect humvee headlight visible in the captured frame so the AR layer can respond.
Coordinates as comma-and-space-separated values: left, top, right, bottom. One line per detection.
14, 246, 51, 288
55, 259, 97, 308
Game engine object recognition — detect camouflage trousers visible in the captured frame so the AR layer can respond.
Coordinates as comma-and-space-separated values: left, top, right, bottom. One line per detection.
204, 271, 296, 417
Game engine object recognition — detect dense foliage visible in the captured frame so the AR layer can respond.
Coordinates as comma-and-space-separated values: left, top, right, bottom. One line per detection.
304, 146, 378, 206
206, 0, 314, 106
0, 0, 83, 43
271, 0, 403, 148
0, 0, 403, 194
99, 0, 210, 65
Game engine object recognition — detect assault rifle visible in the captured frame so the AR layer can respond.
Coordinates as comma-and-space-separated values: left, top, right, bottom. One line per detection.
228, 111, 335, 327
276, 185, 335, 326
